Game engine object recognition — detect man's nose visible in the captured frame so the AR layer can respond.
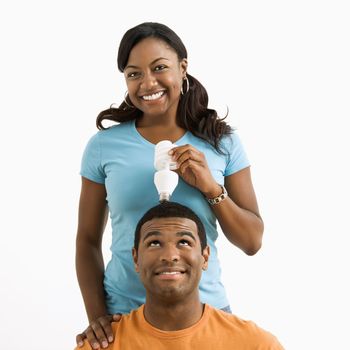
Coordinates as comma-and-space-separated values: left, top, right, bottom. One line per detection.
160, 245, 180, 262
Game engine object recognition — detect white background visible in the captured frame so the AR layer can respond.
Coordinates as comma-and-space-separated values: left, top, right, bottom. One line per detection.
1, 1, 349, 349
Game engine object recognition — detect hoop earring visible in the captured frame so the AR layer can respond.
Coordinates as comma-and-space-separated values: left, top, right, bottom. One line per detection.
124, 91, 135, 108
181, 76, 190, 95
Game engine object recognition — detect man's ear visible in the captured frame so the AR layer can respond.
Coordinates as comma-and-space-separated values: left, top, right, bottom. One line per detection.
132, 247, 139, 273
202, 245, 210, 271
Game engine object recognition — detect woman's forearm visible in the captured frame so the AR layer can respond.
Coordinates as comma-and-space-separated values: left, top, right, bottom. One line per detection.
210, 197, 264, 255
202, 169, 264, 255
76, 241, 108, 322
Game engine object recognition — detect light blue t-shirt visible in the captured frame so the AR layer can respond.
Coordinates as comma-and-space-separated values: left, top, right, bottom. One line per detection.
80, 120, 250, 314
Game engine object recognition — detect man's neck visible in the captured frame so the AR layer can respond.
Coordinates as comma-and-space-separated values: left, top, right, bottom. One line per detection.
143, 293, 204, 331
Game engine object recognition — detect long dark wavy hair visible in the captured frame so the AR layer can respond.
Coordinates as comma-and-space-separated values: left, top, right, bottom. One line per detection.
96, 22, 232, 153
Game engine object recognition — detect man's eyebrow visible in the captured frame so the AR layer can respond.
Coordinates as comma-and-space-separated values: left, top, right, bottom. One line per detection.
142, 230, 197, 242
143, 231, 161, 242
176, 231, 197, 241
125, 57, 170, 70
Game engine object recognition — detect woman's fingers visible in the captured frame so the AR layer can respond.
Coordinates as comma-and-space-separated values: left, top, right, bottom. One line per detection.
170, 144, 196, 160
112, 314, 122, 322
171, 145, 204, 168
76, 333, 86, 348
98, 315, 115, 344
76, 314, 120, 349
178, 158, 202, 175
170, 144, 217, 193
84, 325, 101, 349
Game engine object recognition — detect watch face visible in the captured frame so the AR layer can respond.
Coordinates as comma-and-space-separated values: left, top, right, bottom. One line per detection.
207, 185, 227, 205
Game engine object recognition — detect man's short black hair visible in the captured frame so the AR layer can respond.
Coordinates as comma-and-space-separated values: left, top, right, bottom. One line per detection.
134, 202, 207, 251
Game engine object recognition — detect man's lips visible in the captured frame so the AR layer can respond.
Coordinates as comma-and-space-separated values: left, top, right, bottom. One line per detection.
153, 266, 188, 280
154, 267, 186, 275
155, 271, 185, 280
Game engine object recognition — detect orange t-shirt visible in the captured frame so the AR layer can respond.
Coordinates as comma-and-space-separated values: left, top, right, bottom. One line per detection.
76, 304, 283, 349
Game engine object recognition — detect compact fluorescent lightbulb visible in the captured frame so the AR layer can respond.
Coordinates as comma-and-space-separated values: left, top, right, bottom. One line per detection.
154, 140, 179, 202
154, 169, 178, 202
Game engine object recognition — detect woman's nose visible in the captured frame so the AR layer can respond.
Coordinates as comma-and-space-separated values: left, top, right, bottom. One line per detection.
141, 72, 158, 90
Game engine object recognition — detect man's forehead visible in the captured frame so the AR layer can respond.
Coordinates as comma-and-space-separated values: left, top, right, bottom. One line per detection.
140, 217, 198, 235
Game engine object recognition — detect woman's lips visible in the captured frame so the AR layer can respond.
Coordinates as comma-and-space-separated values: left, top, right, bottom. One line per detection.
140, 90, 166, 101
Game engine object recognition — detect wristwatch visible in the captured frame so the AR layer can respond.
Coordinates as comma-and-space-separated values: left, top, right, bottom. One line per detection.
206, 184, 228, 205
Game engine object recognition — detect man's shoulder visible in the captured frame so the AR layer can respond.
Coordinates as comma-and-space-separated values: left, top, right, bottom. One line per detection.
207, 306, 284, 349
114, 305, 144, 328
207, 306, 251, 330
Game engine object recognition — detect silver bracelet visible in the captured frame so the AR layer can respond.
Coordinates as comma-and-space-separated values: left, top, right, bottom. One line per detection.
207, 185, 228, 205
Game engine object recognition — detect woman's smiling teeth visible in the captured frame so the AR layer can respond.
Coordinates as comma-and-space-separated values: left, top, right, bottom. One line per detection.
142, 91, 165, 101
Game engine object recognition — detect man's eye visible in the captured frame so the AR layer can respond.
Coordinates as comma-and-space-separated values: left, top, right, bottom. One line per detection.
179, 239, 190, 246
149, 240, 161, 247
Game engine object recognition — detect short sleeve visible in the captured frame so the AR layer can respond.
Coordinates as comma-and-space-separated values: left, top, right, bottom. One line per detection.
80, 133, 105, 184
223, 132, 250, 176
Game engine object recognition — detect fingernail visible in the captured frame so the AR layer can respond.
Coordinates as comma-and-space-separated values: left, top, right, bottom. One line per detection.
108, 336, 113, 342
92, 343, 99, 349
102, 341, 108, 348
78, 341, 84, 347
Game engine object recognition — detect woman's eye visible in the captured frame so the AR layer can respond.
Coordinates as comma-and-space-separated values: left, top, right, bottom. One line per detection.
155, 65, 166, 71
127, 72, 139, 79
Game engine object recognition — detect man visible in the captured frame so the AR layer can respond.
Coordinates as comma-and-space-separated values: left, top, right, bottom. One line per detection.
76, 202, 283, 349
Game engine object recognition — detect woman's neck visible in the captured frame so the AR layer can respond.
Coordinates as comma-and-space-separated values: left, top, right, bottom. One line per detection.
135, 116, 186, 144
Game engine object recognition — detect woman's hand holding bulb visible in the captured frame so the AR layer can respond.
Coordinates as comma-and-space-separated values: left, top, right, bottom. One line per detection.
169, 144, 222, 199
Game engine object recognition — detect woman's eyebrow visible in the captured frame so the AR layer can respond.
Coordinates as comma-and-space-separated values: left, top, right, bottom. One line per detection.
125, 57, 170, 70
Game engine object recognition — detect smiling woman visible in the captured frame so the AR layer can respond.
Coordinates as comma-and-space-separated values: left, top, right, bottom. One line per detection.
75, 22, 264, 349
122, 37, 187, 128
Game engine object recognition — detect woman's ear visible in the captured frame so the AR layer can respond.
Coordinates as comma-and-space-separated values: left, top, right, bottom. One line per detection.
180, 58, 188, 77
